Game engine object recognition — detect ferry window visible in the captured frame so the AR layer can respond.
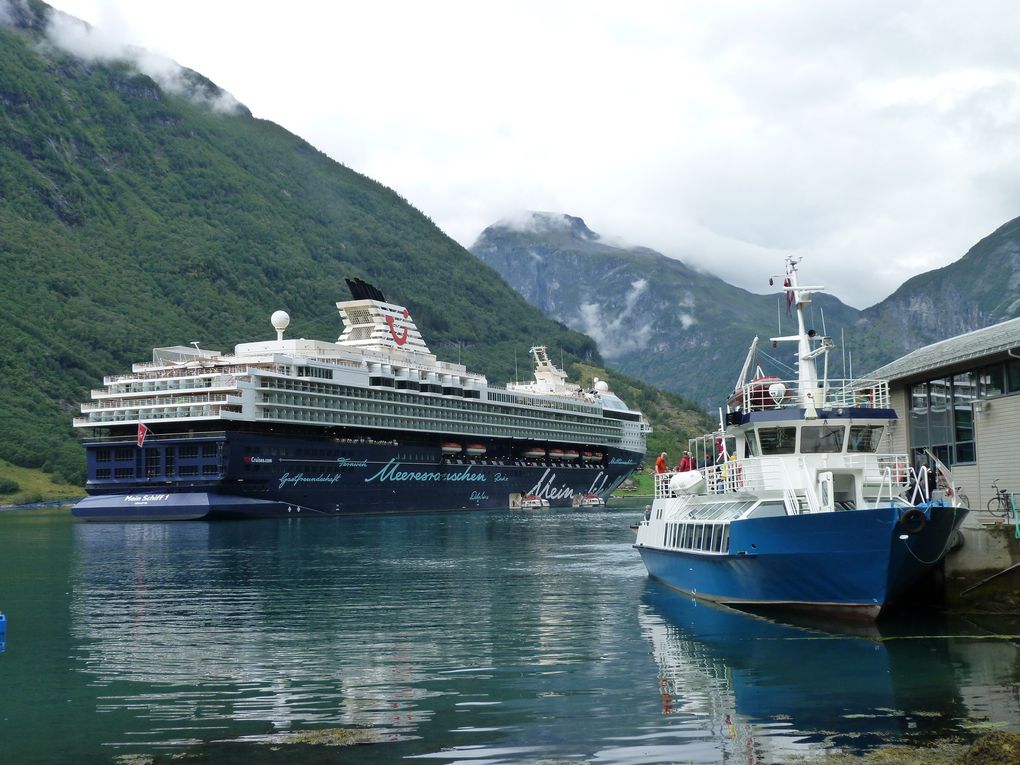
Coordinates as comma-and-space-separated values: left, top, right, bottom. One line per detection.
748, 501, 786, 518
801, 425, 845, 453
757, 427, 796, 455
848, 425, 883, 453
96, 469, 111, 480
114, 468, 134, 479
96, 449, 112, 463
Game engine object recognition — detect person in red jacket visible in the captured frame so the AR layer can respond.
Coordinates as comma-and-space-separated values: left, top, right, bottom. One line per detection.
654, 452, 668, 473
678, 451, 692, 472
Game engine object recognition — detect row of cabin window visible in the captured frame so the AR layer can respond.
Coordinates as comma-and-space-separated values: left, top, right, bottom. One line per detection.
752, 424, 883, 456
664, 521, 729, 553
95, 464, 220, 480
96, 444, 218, 462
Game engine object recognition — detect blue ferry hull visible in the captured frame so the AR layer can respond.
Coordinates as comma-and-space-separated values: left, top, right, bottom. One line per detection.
72, 431, 640, 520
636, 504, 966, 617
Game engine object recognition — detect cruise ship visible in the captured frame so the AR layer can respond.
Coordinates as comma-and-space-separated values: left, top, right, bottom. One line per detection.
72, 279, 649, 520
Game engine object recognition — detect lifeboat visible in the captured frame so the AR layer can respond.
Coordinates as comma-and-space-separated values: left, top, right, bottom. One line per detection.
521, 494, 550, 509
441, 442, 462, 455
748, 376, 782, 410
548, 448, 565, 460
465, 443, 486, 456
584, 451, 603, 462
522, 447, 546, 459
563, 450, 580, 461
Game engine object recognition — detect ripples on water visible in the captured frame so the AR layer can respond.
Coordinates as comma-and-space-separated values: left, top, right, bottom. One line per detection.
1, 507, 1019, 764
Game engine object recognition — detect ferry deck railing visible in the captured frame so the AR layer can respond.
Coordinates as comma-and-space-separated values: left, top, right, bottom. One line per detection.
654, 453, 911, 500
728, 377, 889, 415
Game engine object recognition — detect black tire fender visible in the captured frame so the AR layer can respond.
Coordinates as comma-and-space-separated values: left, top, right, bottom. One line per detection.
899, 508, 927, 535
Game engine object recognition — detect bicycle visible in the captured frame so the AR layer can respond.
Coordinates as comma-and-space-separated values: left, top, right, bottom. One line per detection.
986, 479, 1013, 518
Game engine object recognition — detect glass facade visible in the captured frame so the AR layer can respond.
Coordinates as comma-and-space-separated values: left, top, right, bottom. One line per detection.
907, 359, 1020, 466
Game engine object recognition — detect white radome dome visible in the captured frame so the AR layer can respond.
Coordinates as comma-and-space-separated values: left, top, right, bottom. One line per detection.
594, 379, 610, 393
271, 310, 291, 331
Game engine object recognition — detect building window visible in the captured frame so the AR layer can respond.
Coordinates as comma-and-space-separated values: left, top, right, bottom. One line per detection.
908, 375, 978, 466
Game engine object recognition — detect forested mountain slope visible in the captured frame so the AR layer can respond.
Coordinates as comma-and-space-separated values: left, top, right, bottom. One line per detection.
0, 3, 709, 484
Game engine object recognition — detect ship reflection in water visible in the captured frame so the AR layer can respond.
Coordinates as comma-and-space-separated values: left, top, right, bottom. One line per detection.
45, 512, 1020, 764
641, 580, 1020, 763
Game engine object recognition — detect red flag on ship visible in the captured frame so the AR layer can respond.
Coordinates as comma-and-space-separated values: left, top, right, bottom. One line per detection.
137, 422, 150, 447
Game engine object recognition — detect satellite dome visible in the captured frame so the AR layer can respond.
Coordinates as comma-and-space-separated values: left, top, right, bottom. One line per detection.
271, 310, 290, 330
271, 310, 290, 340
594, 379, 610, 393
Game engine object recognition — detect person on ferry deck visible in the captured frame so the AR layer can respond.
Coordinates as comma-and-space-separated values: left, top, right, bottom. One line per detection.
654, 452, 668, 473
678, 451, 693, 472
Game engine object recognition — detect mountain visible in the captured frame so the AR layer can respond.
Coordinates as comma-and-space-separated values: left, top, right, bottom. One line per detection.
471, 212, 862, 408
856, 216, 1020, 359
0, 2, 710, 487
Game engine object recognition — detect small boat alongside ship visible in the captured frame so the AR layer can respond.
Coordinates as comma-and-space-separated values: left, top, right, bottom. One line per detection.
72, 279, 649, 520
633, 257, 968, 620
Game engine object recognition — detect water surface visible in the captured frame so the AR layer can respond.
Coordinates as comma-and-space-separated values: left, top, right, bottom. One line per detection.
1, 506, 1018, 764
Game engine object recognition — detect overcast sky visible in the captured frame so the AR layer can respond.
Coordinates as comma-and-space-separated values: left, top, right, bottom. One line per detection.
37, 0, 1020, 308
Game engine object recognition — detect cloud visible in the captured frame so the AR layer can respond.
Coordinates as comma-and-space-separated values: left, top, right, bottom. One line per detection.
0, 0, 26, 25
43, 8, 241, 114
493, 211, 599, 240
576, 279, 655, 358
40, 1, 1020, 309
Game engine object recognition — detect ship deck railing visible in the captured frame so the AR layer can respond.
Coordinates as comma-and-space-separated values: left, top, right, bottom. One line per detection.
82, 393, 234, 411
78, 430, 228, 444
654, 453, 910, 499
727, 377, 889, 415
107, 363, 285, 384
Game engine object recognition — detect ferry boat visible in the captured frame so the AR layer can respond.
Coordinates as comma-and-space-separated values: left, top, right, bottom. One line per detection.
633, 258, 967, 620
72, 279, 648, 520
521, 495, 551, 509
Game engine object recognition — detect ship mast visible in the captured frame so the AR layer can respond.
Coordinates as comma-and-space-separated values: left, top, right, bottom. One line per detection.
769, 257, 830, 419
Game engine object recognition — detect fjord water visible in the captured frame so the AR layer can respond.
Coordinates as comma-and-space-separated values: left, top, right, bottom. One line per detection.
1, 508, 1019, 765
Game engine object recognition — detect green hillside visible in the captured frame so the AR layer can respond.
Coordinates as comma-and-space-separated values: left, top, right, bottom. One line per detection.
0, 3, 709, 488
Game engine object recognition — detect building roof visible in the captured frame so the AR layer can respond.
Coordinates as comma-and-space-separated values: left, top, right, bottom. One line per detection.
870, 317, 1020, 382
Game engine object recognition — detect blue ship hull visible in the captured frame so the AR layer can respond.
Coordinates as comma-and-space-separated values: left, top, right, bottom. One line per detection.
72, 431, 640, 520
635, 504, 966, 618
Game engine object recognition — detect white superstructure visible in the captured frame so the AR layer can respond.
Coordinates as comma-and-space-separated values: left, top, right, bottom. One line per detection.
75, 284, 650, 452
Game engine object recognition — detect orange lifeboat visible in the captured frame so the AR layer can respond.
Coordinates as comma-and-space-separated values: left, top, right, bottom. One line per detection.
548, 448, 565, 460
563, 450, 580, 461
441, 442, 462, 455
747, 376, 782, 410
465, 443, 486, 456
522, 447, 546, 459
